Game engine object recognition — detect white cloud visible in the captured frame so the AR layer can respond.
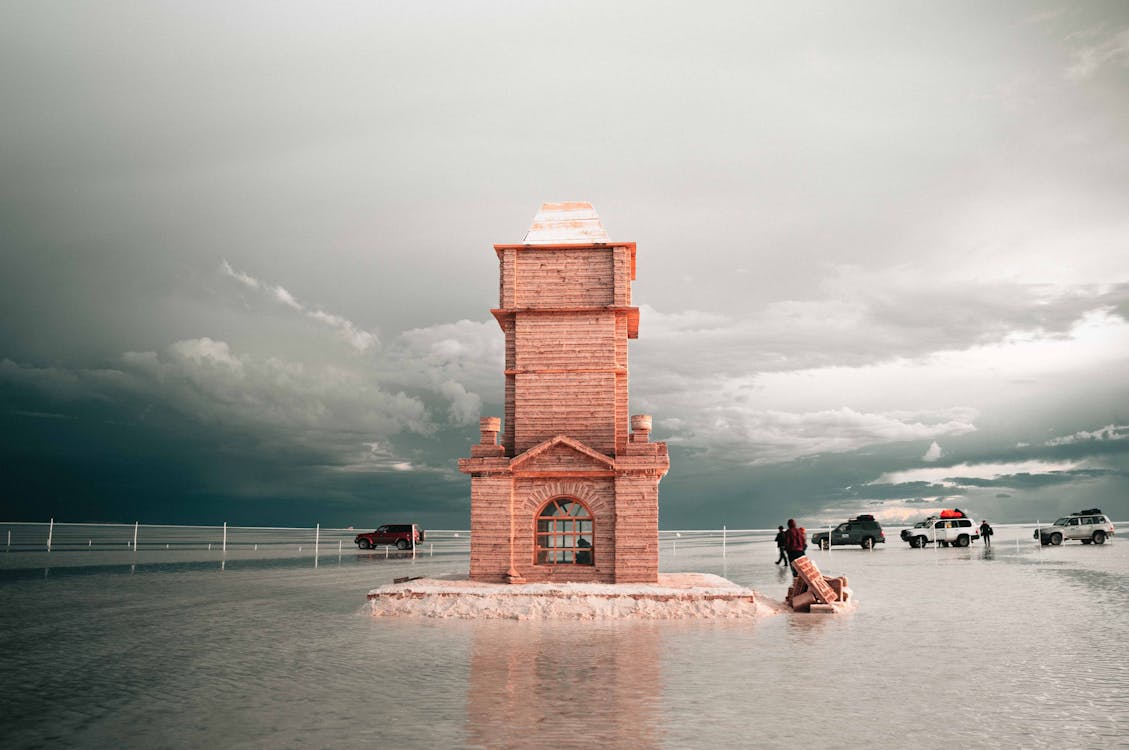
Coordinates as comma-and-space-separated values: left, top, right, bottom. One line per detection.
169, 337, 243, 370
1044, 424, 1129, 446
870, 459, 1084, 487
1066, 26, 1129, 81
663, 405, 976, 465
922, 441, 943, 462
221, 261, 378, 351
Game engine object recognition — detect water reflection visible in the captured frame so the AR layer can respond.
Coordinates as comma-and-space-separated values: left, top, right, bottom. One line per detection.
466, 622, 663, 749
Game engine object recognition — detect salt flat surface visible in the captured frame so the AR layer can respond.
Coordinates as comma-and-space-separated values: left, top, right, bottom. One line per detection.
1, 524, 1127, 748
367, 573, 779, 619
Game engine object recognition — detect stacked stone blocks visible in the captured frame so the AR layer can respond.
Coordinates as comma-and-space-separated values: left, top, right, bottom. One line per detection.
460, 203, 669, 584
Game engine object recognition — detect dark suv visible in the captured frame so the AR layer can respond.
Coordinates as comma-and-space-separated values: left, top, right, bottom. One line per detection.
355, 524, 424, 551
811, 515, 886, 549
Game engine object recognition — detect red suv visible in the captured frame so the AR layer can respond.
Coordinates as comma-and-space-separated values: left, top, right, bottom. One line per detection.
355, 524, 424, 551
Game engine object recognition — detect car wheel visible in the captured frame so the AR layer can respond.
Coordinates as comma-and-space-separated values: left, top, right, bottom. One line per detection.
396, 539, 410, 550
1093, 531, 1106, 545
1040, 537, 1049, 546
861, 537, 874, 550
358, 539, 371, 550
1050, 532, 1063, 546
955, 535, 969, 548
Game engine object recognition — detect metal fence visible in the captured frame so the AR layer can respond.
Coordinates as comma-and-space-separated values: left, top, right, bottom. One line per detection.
0, 520, 472, 557
2, 519, 1119, 557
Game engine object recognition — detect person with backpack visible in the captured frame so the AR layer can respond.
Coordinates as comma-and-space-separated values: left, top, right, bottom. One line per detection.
783, 519, 808, 577
774, 525, 788, 566
980, 519, 994, 548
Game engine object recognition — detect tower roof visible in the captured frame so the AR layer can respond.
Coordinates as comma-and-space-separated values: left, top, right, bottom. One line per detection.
522, 201, 610, 245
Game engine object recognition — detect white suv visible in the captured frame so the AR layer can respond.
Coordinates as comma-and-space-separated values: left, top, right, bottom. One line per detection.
901, 514, 980, 548
1035, 510, 1115, 546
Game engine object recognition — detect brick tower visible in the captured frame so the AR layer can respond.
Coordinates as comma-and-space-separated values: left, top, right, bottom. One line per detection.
459, 202, 669, 583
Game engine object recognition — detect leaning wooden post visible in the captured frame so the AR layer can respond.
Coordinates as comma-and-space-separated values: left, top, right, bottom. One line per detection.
47, 518, 54, 551
132, 521, 139, 552
315, 523, 320, 559
222, 522, 227, 553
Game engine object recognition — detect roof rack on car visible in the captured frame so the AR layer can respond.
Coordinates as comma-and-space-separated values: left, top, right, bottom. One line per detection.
1072, 508, 1103, 516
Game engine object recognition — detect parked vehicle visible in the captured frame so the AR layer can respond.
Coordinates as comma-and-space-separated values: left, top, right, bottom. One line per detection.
355, 524, 425, 550
900, 511, 980, 548
1034, 509, 1115, 546
811, 514, 886, 549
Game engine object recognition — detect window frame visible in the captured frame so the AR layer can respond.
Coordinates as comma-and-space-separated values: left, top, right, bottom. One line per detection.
533, 497, 595, 566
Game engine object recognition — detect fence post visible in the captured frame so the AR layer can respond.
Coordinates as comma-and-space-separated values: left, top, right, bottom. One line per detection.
223, 522, 227, 553
722, 525, 727, 558
132, 521, 139, 551
315, 523, 320, 559
47, 518, 54, 552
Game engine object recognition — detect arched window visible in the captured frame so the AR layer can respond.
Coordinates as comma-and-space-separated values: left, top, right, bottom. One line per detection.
535, 498, 594, 565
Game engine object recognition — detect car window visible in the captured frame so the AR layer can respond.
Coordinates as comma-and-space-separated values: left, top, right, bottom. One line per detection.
1097, 516, 1108, 523
958, 519, 971, 527
376, 526, 388, 532
835, 524, 848, 532
1053, 518, 1070, 526
934, 521, 945, 528
1068, 518, 1080, 526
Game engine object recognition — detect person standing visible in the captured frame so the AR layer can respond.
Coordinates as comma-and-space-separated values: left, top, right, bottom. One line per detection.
980, 520, 993, 548
784, 519, 807, 577
774, 525, 788, 565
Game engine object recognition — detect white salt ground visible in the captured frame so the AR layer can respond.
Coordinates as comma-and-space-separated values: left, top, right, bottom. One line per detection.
367, 572, 789, 620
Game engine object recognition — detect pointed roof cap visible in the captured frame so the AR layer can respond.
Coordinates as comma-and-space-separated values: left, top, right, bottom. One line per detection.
522, 201, 610, 245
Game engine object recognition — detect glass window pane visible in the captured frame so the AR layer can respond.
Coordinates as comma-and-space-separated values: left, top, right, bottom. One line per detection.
537, 520, 551, 533
580, 520, 592, 533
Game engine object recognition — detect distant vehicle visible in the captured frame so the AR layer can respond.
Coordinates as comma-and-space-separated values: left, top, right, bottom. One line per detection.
355, 524, 425, 551
900, 510, 980, 548
1035, 509, 1115, 546
811, 515, 886, 549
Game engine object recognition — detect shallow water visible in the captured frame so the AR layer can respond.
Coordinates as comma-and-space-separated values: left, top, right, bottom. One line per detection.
1, 525, 1126, 748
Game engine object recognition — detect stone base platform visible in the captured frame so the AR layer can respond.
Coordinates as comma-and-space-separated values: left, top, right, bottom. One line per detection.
366, 572, 782, 620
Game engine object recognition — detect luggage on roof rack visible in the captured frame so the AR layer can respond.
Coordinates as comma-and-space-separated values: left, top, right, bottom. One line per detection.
939, 508, 966, 518
854, 514, 875, 521
1073, 508, 1103, 516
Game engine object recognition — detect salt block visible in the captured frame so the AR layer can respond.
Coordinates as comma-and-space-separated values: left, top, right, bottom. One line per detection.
792, 556, 837, 603
809, 603, 837, 614
791, 590, 816, 612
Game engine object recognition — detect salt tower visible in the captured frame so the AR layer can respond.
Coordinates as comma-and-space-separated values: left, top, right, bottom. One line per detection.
459, 202, 669, 583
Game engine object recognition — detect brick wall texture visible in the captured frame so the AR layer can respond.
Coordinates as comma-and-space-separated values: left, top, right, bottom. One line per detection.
460, 206, 669, 584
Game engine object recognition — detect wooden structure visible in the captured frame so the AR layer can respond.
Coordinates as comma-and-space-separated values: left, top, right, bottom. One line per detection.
458, 202, 670, 583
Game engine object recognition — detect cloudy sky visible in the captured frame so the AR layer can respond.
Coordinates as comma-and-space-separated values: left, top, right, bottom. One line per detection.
2, 1, 1127, 530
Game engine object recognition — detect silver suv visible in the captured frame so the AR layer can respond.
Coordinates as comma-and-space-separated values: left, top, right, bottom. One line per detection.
1035, 510, 1115, 546
900, 513, 980, 548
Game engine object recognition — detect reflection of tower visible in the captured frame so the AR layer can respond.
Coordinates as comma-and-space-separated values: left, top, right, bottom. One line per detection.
459, 202, 670, 583
465, 622, 662, 749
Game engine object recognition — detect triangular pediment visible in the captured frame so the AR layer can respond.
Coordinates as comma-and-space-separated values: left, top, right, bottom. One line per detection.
511, 435, 614, 473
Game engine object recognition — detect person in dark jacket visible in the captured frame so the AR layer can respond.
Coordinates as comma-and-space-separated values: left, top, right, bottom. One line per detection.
774, 525, 788, 565
784, 519, 807, 577
979, 520, 993, 548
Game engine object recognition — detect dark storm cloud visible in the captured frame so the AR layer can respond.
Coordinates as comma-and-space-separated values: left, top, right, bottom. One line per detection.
2, 2, 1128, 526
